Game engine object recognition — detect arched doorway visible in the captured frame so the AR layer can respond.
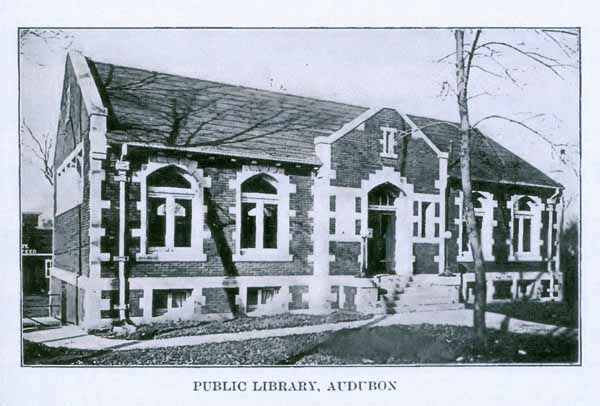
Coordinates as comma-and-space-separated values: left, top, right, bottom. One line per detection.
367, 183, 403, 276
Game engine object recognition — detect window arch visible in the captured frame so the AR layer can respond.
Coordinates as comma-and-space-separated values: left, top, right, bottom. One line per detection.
368, 183, 401, 208
240, 174, 279, 250
146, 165, 196, 250
472, 192, 485, 209
457, 191, 497, 261
512, 196, 538, 258
148, 165, 191, 189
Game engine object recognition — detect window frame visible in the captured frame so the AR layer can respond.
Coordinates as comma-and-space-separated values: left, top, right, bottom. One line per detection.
246, 287, 281, 312
152, 289, 192, 317
134, 160, 209, 262
456, 191, 497, 262
232, 168, 294, 262
509, 195, 543, 261
240, 189, 280, 252
412, 199, 440, 240
146, 187, 195, 253
379, 126, 398, 158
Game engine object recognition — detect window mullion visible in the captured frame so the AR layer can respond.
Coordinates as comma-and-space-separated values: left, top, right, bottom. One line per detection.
518, 216, 524, 254
165, 197, 175, 249
256, 201, 265, 250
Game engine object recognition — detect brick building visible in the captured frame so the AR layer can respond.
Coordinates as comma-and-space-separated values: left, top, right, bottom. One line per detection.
22, 213, 52, 295
50, 52, 564, 329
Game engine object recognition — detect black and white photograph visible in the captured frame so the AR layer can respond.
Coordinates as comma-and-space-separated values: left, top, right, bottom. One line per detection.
17, 27, 581, 367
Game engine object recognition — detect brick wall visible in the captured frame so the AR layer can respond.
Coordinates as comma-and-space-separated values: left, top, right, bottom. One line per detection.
53, 55, 92, 278
446, 181, 557, 274
54, 204, 86, 274
201, 287, 238, 314
413, 242, 438, 274
330, 108, 439, 194
329, 241, 361, 275
129, 289, 144, 317
97, 150, 314, 279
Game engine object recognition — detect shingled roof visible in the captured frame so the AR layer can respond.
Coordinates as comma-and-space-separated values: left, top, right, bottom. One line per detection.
87, 59, 368, 165
407, 115, 562, 188
86, 58, 560, 188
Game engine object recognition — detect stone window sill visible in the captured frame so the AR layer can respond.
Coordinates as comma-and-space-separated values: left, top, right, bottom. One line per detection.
136, 250, 207, 262
233, 250, 293, 262
380, 153, 398, 159
508, 255, 543, 262
457, 254, 495, 262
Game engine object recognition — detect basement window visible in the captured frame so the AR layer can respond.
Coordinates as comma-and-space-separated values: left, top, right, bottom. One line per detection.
517, 279, 535, 300
540, 279, 560, 298
152, 289, 192, 317
492, 281, 513, 300
247, 287, 280, 312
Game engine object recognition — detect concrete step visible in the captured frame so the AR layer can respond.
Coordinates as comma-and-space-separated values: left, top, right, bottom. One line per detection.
385, 295, 458, 307
387, 302, 465, 314
400, 292, 454, 301
22, 316, 62, 329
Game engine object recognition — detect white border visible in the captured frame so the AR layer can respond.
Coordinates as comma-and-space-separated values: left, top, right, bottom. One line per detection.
3, 7, 594, 406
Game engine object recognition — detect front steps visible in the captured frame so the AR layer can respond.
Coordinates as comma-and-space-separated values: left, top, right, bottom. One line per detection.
377, 274, 463, 314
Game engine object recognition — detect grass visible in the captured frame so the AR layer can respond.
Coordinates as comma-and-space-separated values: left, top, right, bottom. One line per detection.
88, 310, 372, 341
474, 301, 578, 328
24, 323, 578, 366
294, 324, 578, 364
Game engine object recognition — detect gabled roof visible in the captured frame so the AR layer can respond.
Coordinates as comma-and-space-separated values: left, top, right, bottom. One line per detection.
87, 59, 368, 165
407, 115, 562, 188
84, 57, 561, 188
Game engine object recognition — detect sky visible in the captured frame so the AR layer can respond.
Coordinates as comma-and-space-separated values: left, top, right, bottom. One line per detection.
19, 28, 580, 221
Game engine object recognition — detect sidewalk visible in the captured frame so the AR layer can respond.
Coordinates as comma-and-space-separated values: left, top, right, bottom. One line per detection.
23, 309, 577, 351
23, 325, 135, 350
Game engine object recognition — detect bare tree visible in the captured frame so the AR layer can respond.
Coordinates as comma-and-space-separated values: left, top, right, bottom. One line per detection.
448, 28, 578, 350
22, 121, 54, 186
19, 29, 74, 66
453, 29, 488, 349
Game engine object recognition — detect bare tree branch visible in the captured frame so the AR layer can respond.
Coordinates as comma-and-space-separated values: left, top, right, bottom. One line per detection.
471, 114, 579, 178
475, 41, 575, 79
22, 120, 54, 186
464, 29, 482, 91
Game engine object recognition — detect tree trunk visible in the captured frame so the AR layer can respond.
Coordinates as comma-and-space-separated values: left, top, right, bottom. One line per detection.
455, 29, 488, 351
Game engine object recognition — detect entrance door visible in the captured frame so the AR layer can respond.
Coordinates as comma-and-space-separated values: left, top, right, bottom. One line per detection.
367, 210, 396, 276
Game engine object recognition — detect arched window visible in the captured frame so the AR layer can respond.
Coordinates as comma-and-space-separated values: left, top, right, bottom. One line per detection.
240, 174, 279, 250
458, 191, 496, 262
512, 196, 536, 256
368, 183, 400, 208
460, 192, 485, 254
147, 165, 195, 250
